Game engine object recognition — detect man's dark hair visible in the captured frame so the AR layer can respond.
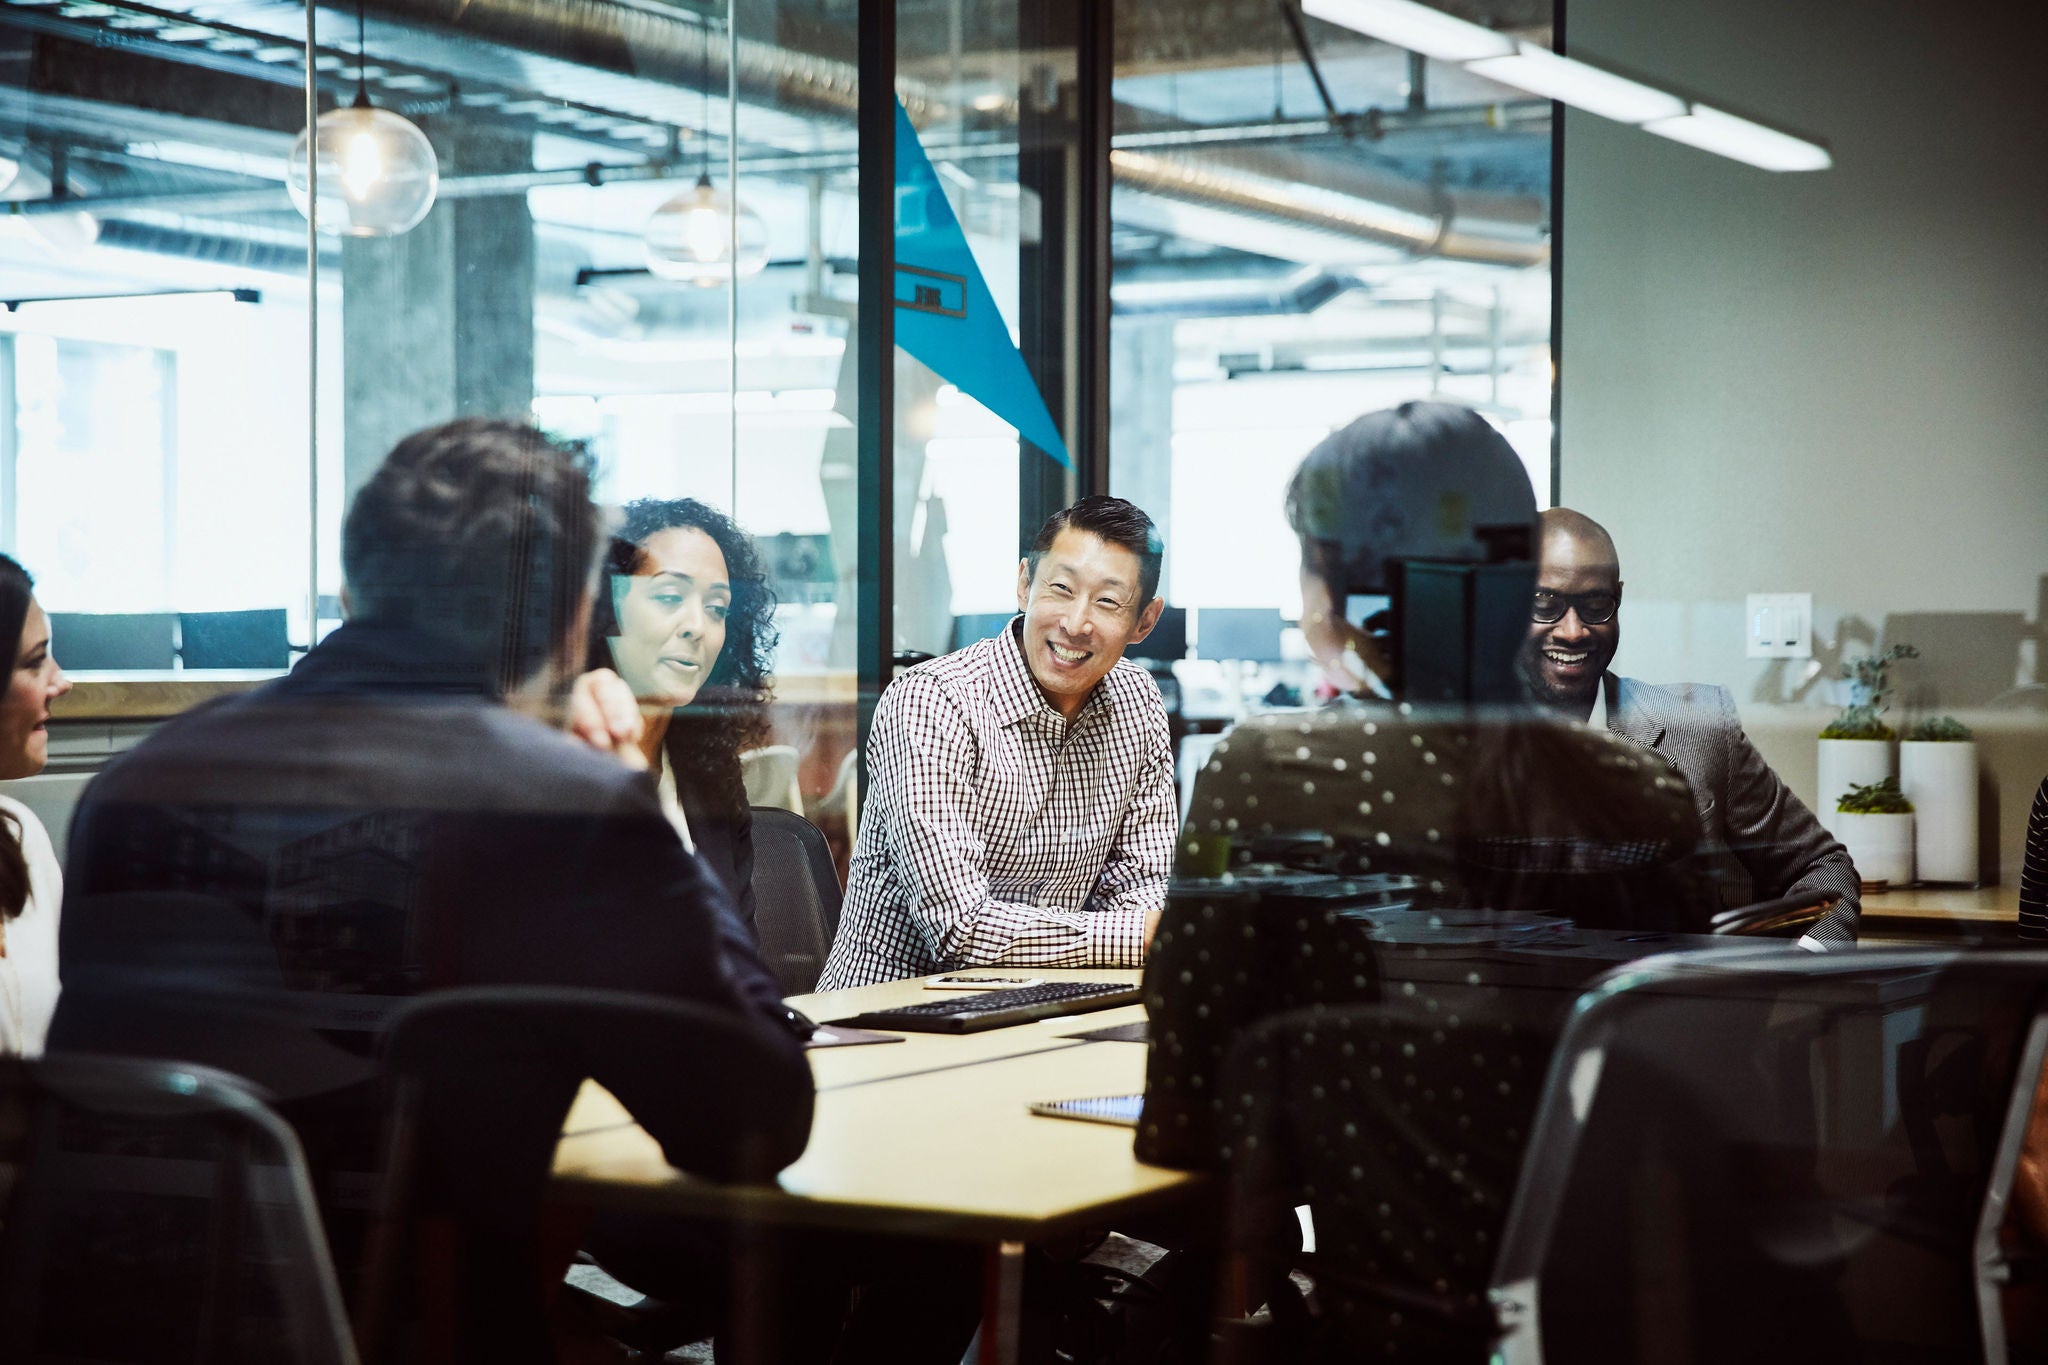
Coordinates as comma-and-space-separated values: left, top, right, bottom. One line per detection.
1026, 495, 1163, 607
342, 418, 601, 694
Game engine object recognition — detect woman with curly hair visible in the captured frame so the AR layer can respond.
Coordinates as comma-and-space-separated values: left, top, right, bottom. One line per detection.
590, 498, 777, 931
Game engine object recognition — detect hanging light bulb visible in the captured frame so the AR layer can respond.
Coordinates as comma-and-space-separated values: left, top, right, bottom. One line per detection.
643, 173, 770, 286
286, 0, 437, 238
288, 98, 438, 238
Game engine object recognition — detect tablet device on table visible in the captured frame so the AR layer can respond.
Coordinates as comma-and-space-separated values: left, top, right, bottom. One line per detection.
1028, 1094, 1144, 1127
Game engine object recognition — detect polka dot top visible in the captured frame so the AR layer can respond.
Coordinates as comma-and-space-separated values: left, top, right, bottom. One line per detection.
1139, 698, 1706, 1173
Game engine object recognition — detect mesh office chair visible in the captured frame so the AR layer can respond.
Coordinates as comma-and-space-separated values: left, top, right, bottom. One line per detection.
358, 986, 814, 1365
1491, 947, 2048, 1365
0, 1054, 357, 1365
749, 806, 844, 995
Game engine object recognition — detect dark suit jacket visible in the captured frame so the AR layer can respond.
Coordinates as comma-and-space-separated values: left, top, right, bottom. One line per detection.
50, 621, 810, 1188
1607, 673, 1860, 943
674, 749, 756, 933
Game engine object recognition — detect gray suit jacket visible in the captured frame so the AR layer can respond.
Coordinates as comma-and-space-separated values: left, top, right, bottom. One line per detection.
1607, 674, 1860, 943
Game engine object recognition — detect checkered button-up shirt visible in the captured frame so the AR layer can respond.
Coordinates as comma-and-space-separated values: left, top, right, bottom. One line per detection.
817, 619, 1177, 989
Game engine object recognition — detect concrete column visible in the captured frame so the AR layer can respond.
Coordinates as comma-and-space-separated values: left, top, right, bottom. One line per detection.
341, 121, 536, 500
1109, 318, 1175, 594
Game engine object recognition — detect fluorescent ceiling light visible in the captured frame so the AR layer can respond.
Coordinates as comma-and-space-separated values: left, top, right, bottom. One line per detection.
1465, 43, 1686, 124
1302, 0, 1514, 63
1642, 104, 1833, 171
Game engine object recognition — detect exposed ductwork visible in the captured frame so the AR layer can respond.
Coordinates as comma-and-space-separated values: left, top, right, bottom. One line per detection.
44, 0, 1550, 268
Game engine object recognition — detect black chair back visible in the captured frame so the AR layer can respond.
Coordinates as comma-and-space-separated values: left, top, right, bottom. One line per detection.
1493, 946, 2048, 1365
0, 1054, 357, 1365
359, 986, 814, 1365
748, 807, 843, 995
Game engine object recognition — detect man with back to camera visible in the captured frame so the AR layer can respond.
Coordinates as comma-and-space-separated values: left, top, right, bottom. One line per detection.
1516, 506, 1860, 944
49, 421, 813, 1316
817, 495, 1178, 988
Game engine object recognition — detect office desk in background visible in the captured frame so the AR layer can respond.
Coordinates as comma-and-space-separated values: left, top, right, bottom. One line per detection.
553, 969, 1191, 1365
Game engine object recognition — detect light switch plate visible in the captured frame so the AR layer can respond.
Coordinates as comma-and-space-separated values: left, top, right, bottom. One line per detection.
1746, 592, 1812, 658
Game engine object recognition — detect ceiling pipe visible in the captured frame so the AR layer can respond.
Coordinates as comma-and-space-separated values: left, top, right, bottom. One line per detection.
85, 0, 1549, 264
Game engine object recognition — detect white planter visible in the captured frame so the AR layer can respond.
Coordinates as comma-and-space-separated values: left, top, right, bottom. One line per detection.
1816, 738, 1893, 839
1899, 740, 1978, 884
1835, 810, 1915, 886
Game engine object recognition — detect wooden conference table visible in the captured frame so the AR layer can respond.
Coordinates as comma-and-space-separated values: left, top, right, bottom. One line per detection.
551, 968, 1195, 1365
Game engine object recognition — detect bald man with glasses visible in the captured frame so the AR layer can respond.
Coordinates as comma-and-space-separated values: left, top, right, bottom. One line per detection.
1516, 507, 1861, 945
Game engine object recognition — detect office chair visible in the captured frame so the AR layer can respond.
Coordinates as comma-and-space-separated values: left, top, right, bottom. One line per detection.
1491, 946, 2048, 1364
0, 1054, 358, 1365
749, 806, 844, 995
803, 747, 860, 850
738, 744, 804, 815
46, 611, 178, 671
358, 986, 814, 1365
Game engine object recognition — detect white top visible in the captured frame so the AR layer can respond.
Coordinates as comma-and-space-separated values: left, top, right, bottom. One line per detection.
0, 795, 62, 1056
654, 748, 696, 853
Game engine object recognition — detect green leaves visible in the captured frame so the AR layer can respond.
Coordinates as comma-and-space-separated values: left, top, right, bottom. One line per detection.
1837, 776, 1914, 815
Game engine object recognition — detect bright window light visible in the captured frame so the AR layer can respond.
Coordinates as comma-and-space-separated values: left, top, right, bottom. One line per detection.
1301, 0, 1514, 63
1642, 104, 1833, 171
1465, 43, 1686, 124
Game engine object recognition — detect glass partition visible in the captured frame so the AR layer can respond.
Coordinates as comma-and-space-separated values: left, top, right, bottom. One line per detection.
1110, 0, 1554, 698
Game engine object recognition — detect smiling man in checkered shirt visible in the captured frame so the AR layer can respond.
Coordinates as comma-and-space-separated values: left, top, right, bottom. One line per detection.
818, 496, 1177, 988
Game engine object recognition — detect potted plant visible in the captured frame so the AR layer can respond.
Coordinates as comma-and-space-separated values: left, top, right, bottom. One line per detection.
1816, 644, 1916, 838
1835, 776, 1915, 887
1900, 714, 1978, 884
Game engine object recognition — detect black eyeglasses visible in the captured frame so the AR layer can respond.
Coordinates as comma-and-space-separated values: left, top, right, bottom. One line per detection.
1531, 590, 1619, 625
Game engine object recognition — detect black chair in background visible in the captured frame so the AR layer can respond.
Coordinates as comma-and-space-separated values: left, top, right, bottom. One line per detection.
358, 986, 814, 1365
180, 607, 291, 669
749, 806, 843, 996
1490, 947, 2048, 1365
0, 1054, 357, 1365
1214, 947, 2048, 1364
47, 611, 177, 670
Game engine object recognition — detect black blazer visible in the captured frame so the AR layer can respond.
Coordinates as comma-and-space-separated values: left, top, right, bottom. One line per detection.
51, 622, 810, 1179
671, 743, 756, 935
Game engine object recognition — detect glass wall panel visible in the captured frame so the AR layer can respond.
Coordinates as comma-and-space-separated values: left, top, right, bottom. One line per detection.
890, 0, 1078, 659
0, 9, 334, 637
1110, 0, 1554, 719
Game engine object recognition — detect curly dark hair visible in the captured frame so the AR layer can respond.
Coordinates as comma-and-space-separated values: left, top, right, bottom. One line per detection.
590, 498, 779, 823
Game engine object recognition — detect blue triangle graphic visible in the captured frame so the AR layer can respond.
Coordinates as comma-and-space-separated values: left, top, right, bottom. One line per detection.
893, 100, 1071, 468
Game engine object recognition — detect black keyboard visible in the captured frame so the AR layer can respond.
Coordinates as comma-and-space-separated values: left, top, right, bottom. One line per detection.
830, 980, 1142, 1035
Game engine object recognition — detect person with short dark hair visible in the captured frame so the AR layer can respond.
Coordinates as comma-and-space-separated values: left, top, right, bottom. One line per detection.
51, 418, 810, 1268
818, 493, 1176, 987
1137, 402, 1713, 1362
1517, 506, 1860, 943
1141, 402, 1710, 1162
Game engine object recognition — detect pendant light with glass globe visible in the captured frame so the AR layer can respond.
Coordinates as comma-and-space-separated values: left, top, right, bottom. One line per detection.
287, 0, 440, 237
643, 18, 768, 286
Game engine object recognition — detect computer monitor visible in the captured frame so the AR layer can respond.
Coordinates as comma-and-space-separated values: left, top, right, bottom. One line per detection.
47, 613, 178, 671
180, 609, 291, 670
1123, 604, 1187, 663
1194, 608, 1285, 663
951, 612, 1016, 651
